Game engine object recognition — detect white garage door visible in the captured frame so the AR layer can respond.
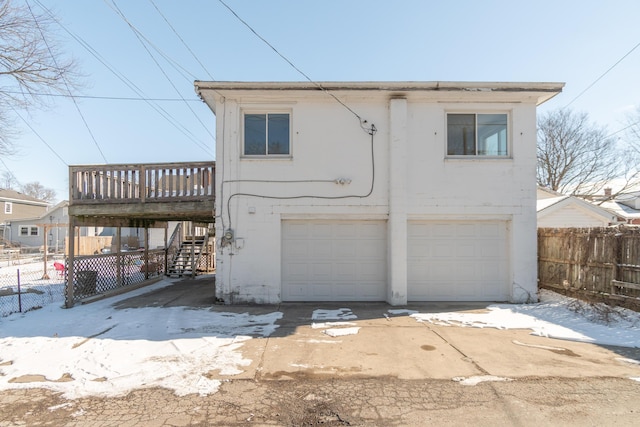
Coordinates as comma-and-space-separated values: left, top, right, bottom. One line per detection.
408, 221, 509, 301
282, 220, 387, 301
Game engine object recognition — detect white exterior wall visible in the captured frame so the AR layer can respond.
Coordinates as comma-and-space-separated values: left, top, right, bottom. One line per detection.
204, 84, 559, 304
538, 206, 614, 228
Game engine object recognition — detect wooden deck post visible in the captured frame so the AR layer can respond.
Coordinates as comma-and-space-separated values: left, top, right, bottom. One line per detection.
65, 218, 75, 308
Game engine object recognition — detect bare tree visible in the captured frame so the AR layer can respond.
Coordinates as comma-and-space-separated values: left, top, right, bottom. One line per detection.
0, 170, 18, 189
626, 105, 640, 155
0, 0, 78, 155
21, 181, 55, 203
537, 109, 639, 199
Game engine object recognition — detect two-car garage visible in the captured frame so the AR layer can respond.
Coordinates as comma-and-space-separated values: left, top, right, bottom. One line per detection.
281, 219, 510, 302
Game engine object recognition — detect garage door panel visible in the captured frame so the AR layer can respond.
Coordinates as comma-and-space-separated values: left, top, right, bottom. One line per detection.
335, 241, 357, 257
408, 221, 509, 301
282, 220, 387, 302
287, 241, 309, 258
312, 263, 332, 280
312, 241, 332, 257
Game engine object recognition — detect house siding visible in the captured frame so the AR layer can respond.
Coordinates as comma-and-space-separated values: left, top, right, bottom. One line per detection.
0, 202, 48, 224
538, 205, 613, 228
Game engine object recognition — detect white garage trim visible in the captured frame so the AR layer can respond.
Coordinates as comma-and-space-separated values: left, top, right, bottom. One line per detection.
408, 220, 509, 301
282, 220, 387, 301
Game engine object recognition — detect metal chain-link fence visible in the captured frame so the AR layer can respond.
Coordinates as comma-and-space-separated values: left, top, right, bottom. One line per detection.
68, 249, 166, 305
0, 265, 65, 317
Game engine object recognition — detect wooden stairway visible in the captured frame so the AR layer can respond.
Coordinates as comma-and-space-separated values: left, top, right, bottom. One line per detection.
167, 236, 207, 277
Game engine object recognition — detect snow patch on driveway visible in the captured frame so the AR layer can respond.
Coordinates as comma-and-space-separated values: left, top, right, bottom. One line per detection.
453, 375, 512, 386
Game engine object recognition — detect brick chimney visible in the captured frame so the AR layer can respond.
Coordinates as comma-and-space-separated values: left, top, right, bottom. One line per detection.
604, 187, 612, 197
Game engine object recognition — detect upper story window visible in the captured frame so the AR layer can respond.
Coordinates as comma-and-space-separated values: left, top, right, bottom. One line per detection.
243, 112, 290, 156
447, 113, 508, 157
4, 202, 12, 214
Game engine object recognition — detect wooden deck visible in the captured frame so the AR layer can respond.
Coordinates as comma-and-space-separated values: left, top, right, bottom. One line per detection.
69, 162, 215, 226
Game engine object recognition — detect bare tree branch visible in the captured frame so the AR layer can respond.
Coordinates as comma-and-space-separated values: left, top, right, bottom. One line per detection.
537, 109, 640, 200
0, 0, 79, 155
20, 180, 55, 202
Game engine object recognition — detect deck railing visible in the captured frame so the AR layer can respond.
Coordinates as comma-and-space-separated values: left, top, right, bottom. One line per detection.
69, 162, 215, 204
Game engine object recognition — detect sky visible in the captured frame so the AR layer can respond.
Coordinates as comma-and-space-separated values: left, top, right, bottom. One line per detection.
2, 0, 640, 202
1, 269, 639, 398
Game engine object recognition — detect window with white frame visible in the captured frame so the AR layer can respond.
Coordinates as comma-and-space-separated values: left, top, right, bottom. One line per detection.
4, 202, 12, 214
447, 113, 508, 156
243, 112, 290, 156
20, 226, 39, 236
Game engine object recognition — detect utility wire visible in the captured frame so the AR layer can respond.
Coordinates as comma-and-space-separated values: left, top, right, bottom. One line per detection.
34, 0, 214, 155
3, 91, 202, 102
604, 119, 640, 139
25, 0, 108, 163
0, 158, 20, 187
103, 0, 196, 83
217, 0, 373, 134
149, 0, 215, 80
565, 40, 640, 108
11, 107, 69, 166
108, 0, 217, 142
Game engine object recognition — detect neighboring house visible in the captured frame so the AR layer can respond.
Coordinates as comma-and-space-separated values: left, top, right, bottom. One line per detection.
7, 200, 69, 251
599, 191, 640, 225
1, 189, 50, 245
537, 195, 617, 228
7, 200, 173, 253
195, 81, 564, 305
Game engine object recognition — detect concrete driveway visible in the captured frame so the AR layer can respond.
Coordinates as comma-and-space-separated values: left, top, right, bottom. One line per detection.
3, 277, 640, 426
116, 276, 640, 382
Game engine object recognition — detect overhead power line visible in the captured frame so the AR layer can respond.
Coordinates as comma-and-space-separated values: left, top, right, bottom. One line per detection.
11, 108, 69, 166
149, 0, 215, 80
565, 40, 640, 108
33, 0, 214, 156
3, 91, 202, 101
106, 0, 217, 142
25, 0, 108, 163
217, 0, 373, 134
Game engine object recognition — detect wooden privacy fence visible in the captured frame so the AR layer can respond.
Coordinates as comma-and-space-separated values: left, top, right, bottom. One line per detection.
538, 226, 640, 310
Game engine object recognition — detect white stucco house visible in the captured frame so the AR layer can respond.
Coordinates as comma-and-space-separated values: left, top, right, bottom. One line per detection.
195, 81, 564, 305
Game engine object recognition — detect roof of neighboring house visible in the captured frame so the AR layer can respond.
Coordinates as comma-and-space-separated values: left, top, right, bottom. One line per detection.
195, 81, 565, 112
536, 186, 563, 200
600, 200, 640, 221
6, 200, 68, 224
0, 189, 49, 206
537, 196, 617, 223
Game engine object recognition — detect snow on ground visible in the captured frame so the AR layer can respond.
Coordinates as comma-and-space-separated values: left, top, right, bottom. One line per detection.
453, 375, 512, 386
322, 327, 360, 337
1, 284, 640, 399
0, 279, 282, 399
409, 290, 640, 348
312, 308, 360, 336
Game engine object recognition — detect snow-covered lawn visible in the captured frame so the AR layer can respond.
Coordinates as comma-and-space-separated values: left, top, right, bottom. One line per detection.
0, 284, 639, 399
0, 261, 66, 317
0, 280, 282, 398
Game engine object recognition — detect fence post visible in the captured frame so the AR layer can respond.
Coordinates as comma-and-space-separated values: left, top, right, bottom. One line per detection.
17, 269, 21, 313
613, 230, 622, 285
65, 217, 76, 308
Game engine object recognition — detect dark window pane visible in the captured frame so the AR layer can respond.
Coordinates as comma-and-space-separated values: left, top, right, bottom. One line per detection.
447, 114, 475, 155
244, 114, 266, 155
477, 114, 507, 156
267, 114, 290, 155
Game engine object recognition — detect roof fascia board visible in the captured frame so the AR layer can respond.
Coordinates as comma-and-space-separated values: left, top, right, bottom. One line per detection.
195, 81, 565, 106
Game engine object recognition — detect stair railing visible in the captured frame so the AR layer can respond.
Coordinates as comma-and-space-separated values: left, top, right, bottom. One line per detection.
165, 223, 183, 275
